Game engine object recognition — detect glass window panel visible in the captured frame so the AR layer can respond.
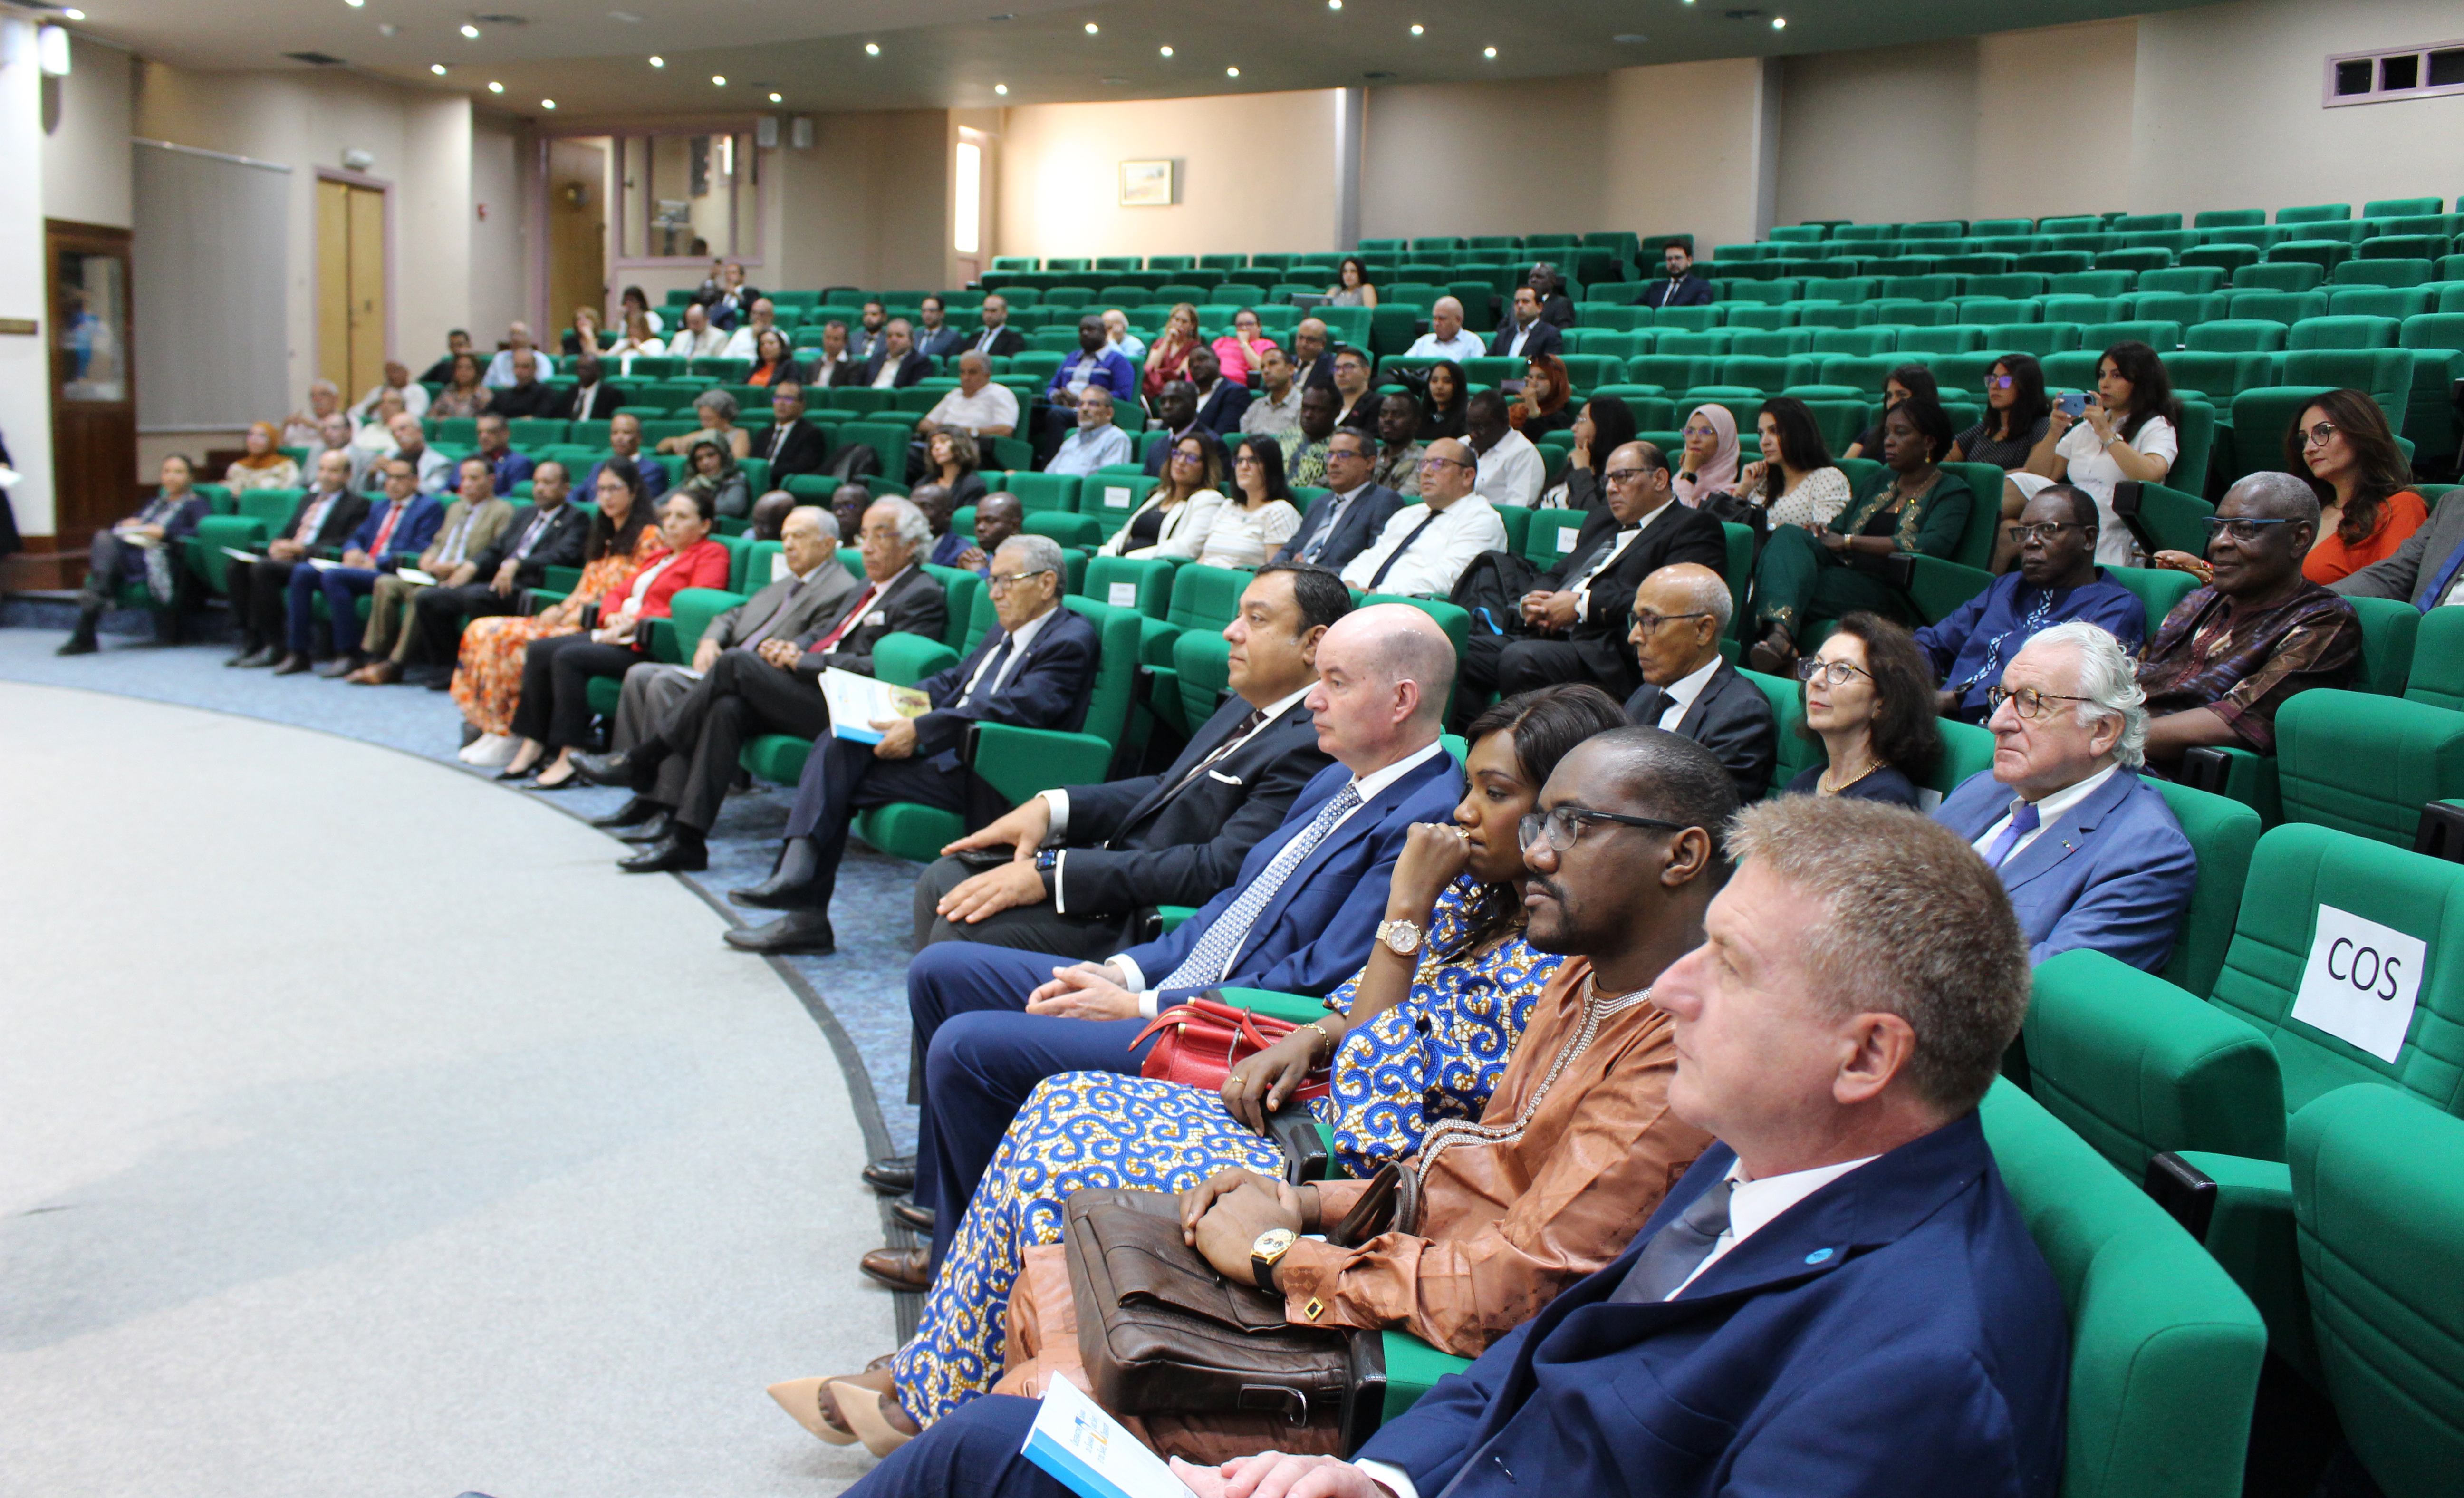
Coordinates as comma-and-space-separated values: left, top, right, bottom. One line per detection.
58, 251, 127, 402
954, 141, 982, 254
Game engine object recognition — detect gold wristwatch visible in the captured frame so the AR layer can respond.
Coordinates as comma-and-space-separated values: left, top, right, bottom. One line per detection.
1251, 1227, 1299, 1293
1376, 918, 1425, 958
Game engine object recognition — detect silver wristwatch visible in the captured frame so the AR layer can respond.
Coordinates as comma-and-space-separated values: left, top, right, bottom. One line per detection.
1376, 918, 1425, 957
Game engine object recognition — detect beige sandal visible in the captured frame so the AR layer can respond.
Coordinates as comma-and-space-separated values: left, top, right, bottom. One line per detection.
829, 1379, 917, 1459
766, 1377, 859, 1446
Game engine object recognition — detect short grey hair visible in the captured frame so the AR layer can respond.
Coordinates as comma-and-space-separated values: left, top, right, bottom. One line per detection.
695, 388, 739, 421
957, 350, 991, 375
2024, 620, 2148, 769
786, 503, 838, 543
308, 378, 340, 398
874, 495, 933, 550
2227, 469, 2322, 527
1650, 562, 1732, 636
998, 532, 1066, 582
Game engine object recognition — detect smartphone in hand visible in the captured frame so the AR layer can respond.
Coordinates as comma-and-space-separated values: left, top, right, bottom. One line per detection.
2055, 392, 2089, 419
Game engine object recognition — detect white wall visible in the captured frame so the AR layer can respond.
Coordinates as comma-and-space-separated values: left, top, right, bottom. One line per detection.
1, 21, 59, 540
468, 110, 524, 343
42, 31, 131, 230
1774, 39, 1983, 228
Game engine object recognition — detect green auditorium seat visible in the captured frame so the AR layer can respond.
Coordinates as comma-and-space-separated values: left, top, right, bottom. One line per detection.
1727, 329, 1816, 358
1810, 327, 1894, 356
2080, 320, 2180, 353
1898, 325, 1984, 356
2334, 256, 2435, 288
2017, 251, 2096, 276
1815, 355, 1901, 395
1986, 323, 2082, 357
2184, 319, 2288, 353
2127, 292, 2227, 328
2229, 290, 2331, 326
2041, 295, 2128, 326
2281, 348, 2413, 430
2329, 286, 2434, 320
2286, 315, 2402, 350
2136, 266, 2225, 296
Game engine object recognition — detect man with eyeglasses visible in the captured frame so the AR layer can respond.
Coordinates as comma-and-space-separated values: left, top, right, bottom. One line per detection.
1621, 563, 1779, 803
1915, 484, 2146, 723
1140, 379, 1208, 476
1275, 427, 1406, 573
725, 534, 1098, 956
1459, 441, 1727, 705
2133, 472, 2361, 766
1935, 621, 2196, 973
1338, 437, 1508, 598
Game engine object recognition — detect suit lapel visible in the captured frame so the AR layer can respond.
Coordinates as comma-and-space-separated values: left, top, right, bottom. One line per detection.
1121, 699, 1256, 827
1674, 664, 1735, 739
1997, 769, 2132, 893
1250, 751, 1443, 932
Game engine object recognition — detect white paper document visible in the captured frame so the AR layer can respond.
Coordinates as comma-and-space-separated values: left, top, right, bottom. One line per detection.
306, 557, 342, 572
220, 546, 264, 564
2290, 904, 2425, 1063
1020, 1376, 1195, 1498
819, 666, 928, 744
397, 567, 440, 586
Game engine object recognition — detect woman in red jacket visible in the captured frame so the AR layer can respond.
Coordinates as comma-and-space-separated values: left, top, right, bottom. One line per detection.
498, 485, 732, 788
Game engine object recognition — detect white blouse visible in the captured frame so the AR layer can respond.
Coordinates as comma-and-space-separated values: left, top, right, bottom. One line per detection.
1766, 466, 1853, 530
1099, 490, 1227, 561
1196, 498, 1303, 569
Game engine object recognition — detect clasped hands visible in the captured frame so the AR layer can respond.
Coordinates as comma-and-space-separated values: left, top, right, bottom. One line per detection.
1516, 588, 1580, 632
933, 797, 1056, 924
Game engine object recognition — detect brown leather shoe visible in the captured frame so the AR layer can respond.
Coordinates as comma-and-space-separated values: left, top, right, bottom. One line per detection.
859, 1247, 931, 1292
350, 659, 402, 686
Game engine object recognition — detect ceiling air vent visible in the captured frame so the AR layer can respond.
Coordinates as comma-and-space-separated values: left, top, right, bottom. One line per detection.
284, 51, 347, 66
2324, 38, 2464, 106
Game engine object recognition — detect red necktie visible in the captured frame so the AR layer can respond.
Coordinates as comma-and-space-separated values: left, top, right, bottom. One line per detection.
810, 582, 879, 653
368, 502, 405, 560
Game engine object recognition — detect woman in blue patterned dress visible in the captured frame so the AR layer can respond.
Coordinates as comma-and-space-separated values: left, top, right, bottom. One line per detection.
770, 683, 1633, 1449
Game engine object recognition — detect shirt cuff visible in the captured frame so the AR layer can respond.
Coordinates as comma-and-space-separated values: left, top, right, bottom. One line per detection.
1354, 1459, 1418, 1498
1049, 850, 1069, 916
1111, 954, 1146, 997
1136, 990, 1161, 1020
1040, 788, 1070, 841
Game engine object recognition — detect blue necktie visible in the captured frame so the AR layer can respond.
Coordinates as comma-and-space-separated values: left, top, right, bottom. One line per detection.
1979, 801, 2041, 869
2417, 533, 2464, 613
958, 635, 1014, 708
1157, 783, 1362, 990
1609, 1175, 1739, 1303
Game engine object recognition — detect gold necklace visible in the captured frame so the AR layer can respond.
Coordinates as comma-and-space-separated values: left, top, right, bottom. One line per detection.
1820, 756, 1887, 795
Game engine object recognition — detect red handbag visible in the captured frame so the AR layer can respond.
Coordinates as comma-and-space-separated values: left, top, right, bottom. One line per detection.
1129, 997, 1332, 1102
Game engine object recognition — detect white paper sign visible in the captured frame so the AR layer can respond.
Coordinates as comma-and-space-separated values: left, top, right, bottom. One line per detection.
1559, 523, 1583, 553
1107, 581, 1138, 607
771, 551, 790, 582
2290, 905, 2424, 1063
1104, 485, 1133, 509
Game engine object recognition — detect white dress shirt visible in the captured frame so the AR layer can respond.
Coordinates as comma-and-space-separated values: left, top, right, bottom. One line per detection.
482, 348, 555, 388
352, 381, 429, 423
1403, 329, 1488, 362
1338, 495, 1508, 597
718, 322, 777, 361
1049, 424, 1135, 478
1652, 654, 1724, 732
1970, 762, 2120, 866
923, 383, 1021, 435
666, 325, 729, 360
1472, 427, 1545, 509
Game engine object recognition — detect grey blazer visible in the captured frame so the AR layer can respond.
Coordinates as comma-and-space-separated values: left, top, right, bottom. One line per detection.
707, 563, 865, 652
2331, 490, 2464, 609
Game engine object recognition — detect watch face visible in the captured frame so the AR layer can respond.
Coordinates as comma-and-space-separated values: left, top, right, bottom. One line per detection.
1254, 1227, 1298, 1259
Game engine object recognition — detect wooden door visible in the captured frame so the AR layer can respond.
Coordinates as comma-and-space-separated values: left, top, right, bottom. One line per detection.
546, 137, 608, 339
317, 180, 387, 399
46, 219, 135, 552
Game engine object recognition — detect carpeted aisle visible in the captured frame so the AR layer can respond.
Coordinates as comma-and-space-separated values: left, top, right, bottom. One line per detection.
0, 682, 897, 1497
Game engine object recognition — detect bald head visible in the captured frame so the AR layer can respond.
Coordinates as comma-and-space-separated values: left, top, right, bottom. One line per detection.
1420, 435, 1477, 504
1430, 297, 1464, 339
1631, 562, 1732, 686
1308, 603, 1456, 773
2223, 470, 2321, 526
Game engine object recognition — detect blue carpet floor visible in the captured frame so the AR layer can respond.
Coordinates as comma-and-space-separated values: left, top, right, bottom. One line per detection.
0, 604, 926, 1159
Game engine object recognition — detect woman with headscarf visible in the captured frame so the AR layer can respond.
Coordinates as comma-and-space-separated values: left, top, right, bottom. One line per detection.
1417, 359, 1469, 443
225, 421, 301, 493
1535, 396, 1638, 511
1671, 403, 1739, 507
677, 433, 752, 520
1509, 354, 1574, 439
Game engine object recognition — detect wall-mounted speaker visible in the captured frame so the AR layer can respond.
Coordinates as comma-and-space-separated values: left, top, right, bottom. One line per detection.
756, 115, 779, 149
790, 116, 813, 150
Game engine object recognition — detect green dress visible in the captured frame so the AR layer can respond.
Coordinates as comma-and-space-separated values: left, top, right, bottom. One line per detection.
1753, 465, 1973, 635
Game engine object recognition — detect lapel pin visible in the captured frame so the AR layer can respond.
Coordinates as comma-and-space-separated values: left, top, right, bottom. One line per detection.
1804, 1247, 1834, 1265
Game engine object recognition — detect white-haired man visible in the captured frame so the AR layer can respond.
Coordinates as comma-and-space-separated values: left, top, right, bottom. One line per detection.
1402, 295, 1487, 363
1933, 620, 2199, 973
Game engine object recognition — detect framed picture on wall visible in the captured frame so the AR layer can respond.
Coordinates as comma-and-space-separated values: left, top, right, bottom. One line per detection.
1119, 159, 1178, 208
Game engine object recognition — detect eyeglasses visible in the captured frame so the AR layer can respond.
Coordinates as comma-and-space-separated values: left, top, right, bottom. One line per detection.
2202, 516, 2300, 544
1420, 455, 1470, 471
1986, 685, 2092, 721
1517, 805, 1689, 853
1682, 425, 1716, 439
985, 567, 1056, 594
1327, 446, 1368, 463
1796, 657, 1873, 686
2300, 421, 2339, 448
1233, 453, 1261, 467
1170, 451, 1203, 465
2005, 521, 2089, 544
1630, 610, 1712, 632
1984, 375, 2015, 390
1603, 467, 1653, 484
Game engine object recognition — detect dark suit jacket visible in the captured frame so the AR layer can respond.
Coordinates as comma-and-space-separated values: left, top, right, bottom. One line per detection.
1052, 695, 1332, 918
1640, 272, 1714, 309
708, 562, 865, 652
2332, 488, 2464, 609
1274, 482, 1407, 572
1544, 500, 1731, 687
860, 348, 932, 389
1487, 319, 1565, 359
1935, 766, 2199, 973
556, 381, 627, 422
1192, 379, 1253, 437
1536, 292, 1576, 329
807, 356, 860, 389
1359, 1112, 2068, 1498
471, 501, 589, 590
756, 419, 831, 483
278, 488, 373, 555
915, 325, 966, 362
795, 564, 948, 681
487, 380, 558, 419
1115, 747, 1466, 1002
1624, 660, 1779, 804
964, 325, 1026, 359
911, 606, 1100, 772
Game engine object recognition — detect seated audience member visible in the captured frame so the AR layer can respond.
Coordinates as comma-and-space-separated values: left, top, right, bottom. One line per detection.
655, 389, 752, 461
851, 302, 890, 364
606, 309, 664, 362
1196, 437, 1304, 569
1622, 563, 1779, 802
863, 319, 933, 389
723, 536, 1098, 955
943, 493, 1023, 577
1328, 347, 1381, 432
1937, 621, 2197, 971
803, 321, 858, 387
2284, 388, 2427, 586
224, 450, 372, 667
913, 563, 1345, 957
1949, 354, 2052, 469
350, 360, 429, 423
1464, 391, 1544, 509
742, 328, 805, 390
573, 497, 947, 851
1639, 240, 1713, 308
1280, 385, 1342, 488
1745, 398, 1973, 675
455, 460, 661, 767
346, 455, 516, 684
1842, 365, 1937, 463
585, 413, 671, 501
1101, 308, 1146, 364
876, 606, 1463, 1281
279, 380, 343, 449
1418, 359, 1470, 442
2136, 472, 2362, 764
1404, 297, 1487, 363
1143, 303, 1205, 402
1290, 317, 1338, 389
1186, 347, 1252, 437
1038, 315, 1140, 455
556, 354, 625, 423
560, 306, 603, 358
1537, 396, 1637, 511
1524, 261, 1577, 328
312, 412, 373, 493
226, 421, 300, 493
748, 490, 798, 541
1045, 386, 1132, 477
481, 322, 554, 388
665, 301, 729, 360
913, 296, 965, 362
377, 410, 456, 494
1212, 308, 1277, 386
471, 413, 537, 494
831, 483, 876, 548
922, 431, 990, 515
1670, 403, 1740, 507
2010, 340, 2178, 569
720, 297, 785, 362
1781, 614, 1939, 807
351, 391, 407, 462
1327, 255, 1381, 308
1237, 345, 1306, 444
1466, 442, 1726, 702
1490, 284, 1564, 359
415, 329, 474, 387
497, 490, 731, 788
402, 460, 590, 687
1139, 381, 1210, 476
57, 454, 214, 656
487, 351, 557, 419
1275, 427, 1407, 572
429, 353, 493, 419
617, 286, 664, 338
273, 456, 443, 676
706, 261, 759, 329
791, 701, 1708, 1447
2331, 488, 2464, 609
755, 382, 830, 482
1100, 435, 1225, 561
1510, 353, 1574, 439
1367, 391, 1426, 499
676, 433, 752, 522
1918, 484, 2146, 722
915, 352, 1020, 443
1341, 437, 1508, 596
1734, 397, 1852, 529
964, 294, 1025, 359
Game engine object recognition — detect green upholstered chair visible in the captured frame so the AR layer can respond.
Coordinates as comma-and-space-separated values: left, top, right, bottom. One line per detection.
2276, 689, 2464, 848
1084, 473, 1162, 535
2147, 779, 2263, 1000
2403, 607, 2464, 713
1740, 666, 1816, 797
1918, 718, 1998, 809
2105, 563, 2199, 638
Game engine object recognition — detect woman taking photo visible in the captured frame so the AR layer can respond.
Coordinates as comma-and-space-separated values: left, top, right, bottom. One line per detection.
1732, 398, 1851, 529
224, 421, 301, 493
1951, 353, 2052, 469
1535, 396, 1638, 511
1327, 255, 1381, 308
1418, 360, 1469, 442
1842, 365, 1939, 461
1510, 353, 1575, 439
1141, 302, 1204, 402
2014, 339, 2177, 568
1196, 436, 1304, 568
427, 353, 493, 419
1670, 403, 1740, 507
923, 429, 989, 512
1097, 434, 1225, 561
1781, 613, 1940, 808
2286, 388, 2426, 585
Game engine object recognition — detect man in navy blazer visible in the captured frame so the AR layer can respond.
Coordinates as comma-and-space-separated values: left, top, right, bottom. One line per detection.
832, 797, 2067, 1498
1274, 431, 1406, 572
274, 454, 444, 673
722, 534, 1097, 957
858, 320, 934, 389
869, 605, 1463, 1289
1933, 621, 2197, 973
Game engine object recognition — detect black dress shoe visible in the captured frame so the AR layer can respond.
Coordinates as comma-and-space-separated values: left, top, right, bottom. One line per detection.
315, 655, 360, 679
889, 1198, 935, 1233
571, 745, 658, 789
618, 831, 707, 873
55, 629, 99, 657
238, 646, 281, 668
730, 837, 822, 908
271, 653, 313, 676
494, 762, 539, 782
862, 1156, 918, 1196
589, 794, 664, 830
724, 910, 837, 955
618, 812, 675, 845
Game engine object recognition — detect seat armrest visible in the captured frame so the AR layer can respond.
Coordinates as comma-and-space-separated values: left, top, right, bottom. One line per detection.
2414, 799, 2464, 861
1218, 987, 1332, 1025
2179, 744, 2282, 823
1901, 554, 1992, 623
2173, 1150, 2316, 1382
963, 721, 1116, 806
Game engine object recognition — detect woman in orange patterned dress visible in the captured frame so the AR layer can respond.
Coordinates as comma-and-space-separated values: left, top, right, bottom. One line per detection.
455, 457, 655, 766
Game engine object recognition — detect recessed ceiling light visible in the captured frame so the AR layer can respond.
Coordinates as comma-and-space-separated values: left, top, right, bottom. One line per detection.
1483, 46, 1497, 58
63, 5, 86, 15
461, 23, 480, 38
430, 63, 447, 74
1771, 15, 1786, 27
1159, 44, 1174, 57
377, 21, 397, 35
768, 90, 781, 102
487, 80, 503, 92
1102, 76, 1126, 84
1083, 21, 1097, 33
1225, 65, 1240, 76
609, 9, 642, 19
540, 98, 555, 108
648, 55, 663, 67
711, 74, 726, 85
1410, 23, 1424, 36
864, 41, 880, 56
1328, 0, 1342, 9
342, 0, 363, 8
994, 83, 1008, 94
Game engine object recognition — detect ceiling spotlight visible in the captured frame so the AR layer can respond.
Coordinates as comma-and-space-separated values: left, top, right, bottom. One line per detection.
1328, 0, 1342, 8
711, 74, 726, 85
343, 0, 363, 8
540, 98, 556, 109
1159, 44, 1174, 57
63, 5, 87, 14
994, 83, 1008, 94
1225, 65, 1240, 77
768, 90, 782, 102
1483, 45, 1497, 57
1410, 23, 1424, 36
430, 63, 447, 74
1771, 15, 1786, 27
378, 21, 398, 34
1083, 21, 1097, 33
864, 41, 880, 55
487, 80, 503, 92
648, 55, 663, 67
460, 23, 480, 38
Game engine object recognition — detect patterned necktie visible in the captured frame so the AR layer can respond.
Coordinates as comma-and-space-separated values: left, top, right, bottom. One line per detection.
1157, 707, 1270, 803
1365, 509, 1446, 590
2419, 533, 2464, 613
1979, 800, 2041, 869
1608, 1175, 1738, 1303
958, 634, 1015, 707
1300, 493, 1354, 563
1158, 782, 1362, 991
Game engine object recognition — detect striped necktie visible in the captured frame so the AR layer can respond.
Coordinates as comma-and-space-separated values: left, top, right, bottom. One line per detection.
1157, 782, 1362, 991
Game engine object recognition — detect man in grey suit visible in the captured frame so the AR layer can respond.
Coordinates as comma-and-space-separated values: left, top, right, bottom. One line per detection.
588, 505, 862, 845
1621, 563, 1779, 802
1272, 428, 1406, 572
2332, 488, 2464, 609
